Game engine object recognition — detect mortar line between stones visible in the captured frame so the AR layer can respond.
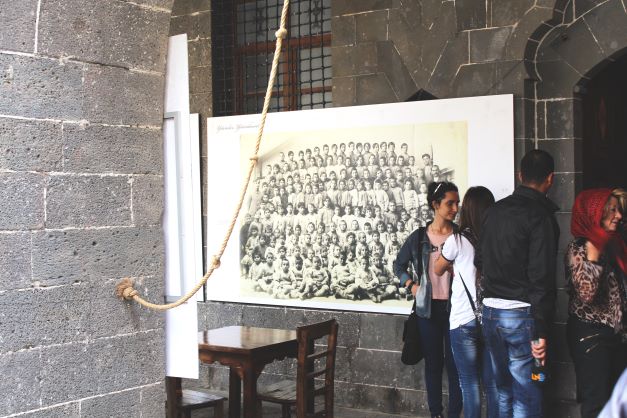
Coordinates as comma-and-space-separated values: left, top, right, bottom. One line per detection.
0, 113, 161, 130
33, 0, 42, 54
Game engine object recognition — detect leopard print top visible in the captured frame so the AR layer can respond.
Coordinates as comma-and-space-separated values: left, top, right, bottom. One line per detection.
565, 239, 625, 335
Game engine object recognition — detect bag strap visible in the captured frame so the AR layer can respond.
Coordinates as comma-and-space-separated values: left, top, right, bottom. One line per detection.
457, 272, 477, 312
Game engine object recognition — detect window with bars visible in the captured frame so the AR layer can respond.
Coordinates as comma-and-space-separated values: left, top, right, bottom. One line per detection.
212, 0, 332, 116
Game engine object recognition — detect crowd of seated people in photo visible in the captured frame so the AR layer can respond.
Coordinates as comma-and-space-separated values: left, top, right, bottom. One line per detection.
239, 140, 453, 302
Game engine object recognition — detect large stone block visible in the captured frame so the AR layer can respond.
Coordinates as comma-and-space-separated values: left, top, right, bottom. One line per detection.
189, 66, 213, 94
426, 33, 468, 98
38, 0, 169, 72
537, 138, 582, 173
333, 0, 394, 16
332, 15, 356, 47
335, 380, 430, 416
469, 26, 513, 63
63, 124, 163, 174
298, 308, 360, 349
83, 65, 164, 126
88, 276, 163, 339
584, 0, 627, 58
332, 44, 378, 78
190, 92, 212, 116
140, 382, 166, 418
504, 7, 555, 61
80, 387, 143, 418
46, 175, 132, 228
0, 172, 45, 230
188, 39, 212, 68
132, 175, 164, 226
551, 18, 605, 77
491, 0, 534, 26
91, 330, 164, 394
535, 60, 583, 100
0, 0, 37, 53
331, 76, 356, 107
377, 42, 418, 101
0, 54, 83, 120
198, 301, 245, 330
169, 12, 212, 39
0, 285, 90, 353
171, 0, 211, 16
0, 350, 42, 415
358, 312, 405, 351
545, 99, 579, 139
351, 347, 423, 389
40, 342, 95, 404
0, 118, 62, 172
356, 73, 397, 105
555, 210, 575, 252
31, 226, 163, 286
14, 403, 81, 418
0, 232, 31, 291
455, 0, 486, 31
356, 11, 388, 42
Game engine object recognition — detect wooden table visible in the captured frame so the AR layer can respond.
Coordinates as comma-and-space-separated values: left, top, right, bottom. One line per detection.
198, 326, 298, 418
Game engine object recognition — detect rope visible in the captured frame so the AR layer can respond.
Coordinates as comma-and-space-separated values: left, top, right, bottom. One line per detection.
115, 0, 291, 311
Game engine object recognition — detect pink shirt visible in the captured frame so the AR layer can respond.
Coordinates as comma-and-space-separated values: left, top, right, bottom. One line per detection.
427, 229, 452, 300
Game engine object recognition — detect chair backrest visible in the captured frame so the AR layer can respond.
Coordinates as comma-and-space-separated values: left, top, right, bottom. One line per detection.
295, 319, 339, 418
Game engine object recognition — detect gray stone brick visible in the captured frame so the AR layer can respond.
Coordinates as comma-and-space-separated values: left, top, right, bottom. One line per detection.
0, 285, 89, 353
332, 44, 378, 77
356, 11, 388, 42
63, 124, 162, 175
140, 382, 166, 418
190, 92, 212, 116
171, 0, 211, 16
355, 73, 397, 105
0, 54, 83, 120
188, 39, 212, 68
242, 305, 288, 328
351, 347, 423, 389
337, 380, 430, 416
332, 15, 356, 47
38, 0, 170, 72
0, 118, 63, 172
332, 76, 356, 107
0, 350, 42, 415
555, 210, 575, 253
14, 403, 81, 418
91, 330, 164, 394
31, 226, 163, 286
545, 99, 578, 139
455, 0, 486, 31
132, 175, 164, 226
0, 172, 45, 230
46, 175, 132, 228
469, 26, 513, 63
0, 232, 31, 291
169, 12, 212, 39
0, 0, 37, 52
537, 138, 582, 173
584, 0, 627, 57
504, 7, 554, 61
333, 0, 394, 16
88, 276, 164, 339
377, 42, 418, 101
40, 342, 95, 404
535, 60, 582, 100
551, 19, 605, 77
189, 66, 213, 94
83, 65, 164, 126
358, 312, 405, 351
491, 0, 534, 26
426, 34, 468, 98
81, 387, 143, 418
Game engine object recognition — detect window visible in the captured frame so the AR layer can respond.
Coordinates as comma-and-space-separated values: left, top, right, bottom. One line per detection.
212, 0, 332, 116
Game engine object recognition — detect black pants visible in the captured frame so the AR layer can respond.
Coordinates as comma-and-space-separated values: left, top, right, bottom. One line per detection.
566, 316, 627, 418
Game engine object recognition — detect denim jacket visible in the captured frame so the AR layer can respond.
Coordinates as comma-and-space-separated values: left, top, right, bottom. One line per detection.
393, 222, 457, 318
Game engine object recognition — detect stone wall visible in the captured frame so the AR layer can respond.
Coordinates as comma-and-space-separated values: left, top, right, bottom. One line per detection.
0, 1, 172, 416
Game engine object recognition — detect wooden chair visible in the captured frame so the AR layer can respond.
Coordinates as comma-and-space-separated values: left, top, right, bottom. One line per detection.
258, 319, 339, 418
165, 376, 226, 418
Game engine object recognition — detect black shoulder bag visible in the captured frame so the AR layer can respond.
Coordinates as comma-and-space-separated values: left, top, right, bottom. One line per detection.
401, 300, 423, 365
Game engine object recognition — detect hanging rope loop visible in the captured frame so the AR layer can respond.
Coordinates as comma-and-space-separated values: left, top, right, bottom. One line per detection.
115, 0, 291, 311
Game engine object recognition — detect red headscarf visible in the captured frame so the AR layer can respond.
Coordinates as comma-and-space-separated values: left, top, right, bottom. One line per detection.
571, 188, 627, 274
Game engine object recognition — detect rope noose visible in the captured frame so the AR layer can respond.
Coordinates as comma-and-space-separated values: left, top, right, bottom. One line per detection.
115, 0, 291, 311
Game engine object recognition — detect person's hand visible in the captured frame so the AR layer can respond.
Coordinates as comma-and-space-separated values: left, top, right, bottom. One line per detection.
531, 338, 547, 365
586, 241, 600, 262
411, 283, 419, 296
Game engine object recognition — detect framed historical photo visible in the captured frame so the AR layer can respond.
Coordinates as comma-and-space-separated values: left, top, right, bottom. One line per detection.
205, 95, 514, 314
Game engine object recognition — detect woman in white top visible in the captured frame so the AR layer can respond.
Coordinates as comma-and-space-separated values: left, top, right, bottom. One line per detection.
434, 186, 498, 418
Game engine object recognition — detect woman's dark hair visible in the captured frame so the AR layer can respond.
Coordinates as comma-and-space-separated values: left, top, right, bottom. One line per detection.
458, 186, 495, 242
427, 181, 458, 211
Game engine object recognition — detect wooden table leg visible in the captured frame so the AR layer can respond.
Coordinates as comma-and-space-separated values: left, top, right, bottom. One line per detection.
242, 367, 259, 418
165, 376, 182, 418
229, 368, 242, 418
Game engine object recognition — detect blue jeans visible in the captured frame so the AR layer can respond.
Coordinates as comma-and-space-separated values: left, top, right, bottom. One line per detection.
481, 305, 542, 418
417, 300, 463, 418
450, 319, 499, 418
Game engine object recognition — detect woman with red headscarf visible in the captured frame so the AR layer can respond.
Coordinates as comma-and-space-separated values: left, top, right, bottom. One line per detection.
566, 188, 627, 418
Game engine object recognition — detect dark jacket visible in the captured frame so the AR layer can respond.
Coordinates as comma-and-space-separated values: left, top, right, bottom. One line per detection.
477, 185, 560, 338
394, 223, 457, 318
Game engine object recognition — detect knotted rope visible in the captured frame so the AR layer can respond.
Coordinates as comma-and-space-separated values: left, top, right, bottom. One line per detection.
115, 0, 291, 310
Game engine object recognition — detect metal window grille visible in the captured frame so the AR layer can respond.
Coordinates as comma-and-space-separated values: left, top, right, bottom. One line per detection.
212, 0, 332, 116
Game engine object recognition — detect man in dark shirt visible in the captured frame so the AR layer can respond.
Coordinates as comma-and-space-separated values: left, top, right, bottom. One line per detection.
478, 150, 559, 418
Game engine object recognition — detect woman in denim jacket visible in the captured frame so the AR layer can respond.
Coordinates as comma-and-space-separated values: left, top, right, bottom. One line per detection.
394, 181, 462, 418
